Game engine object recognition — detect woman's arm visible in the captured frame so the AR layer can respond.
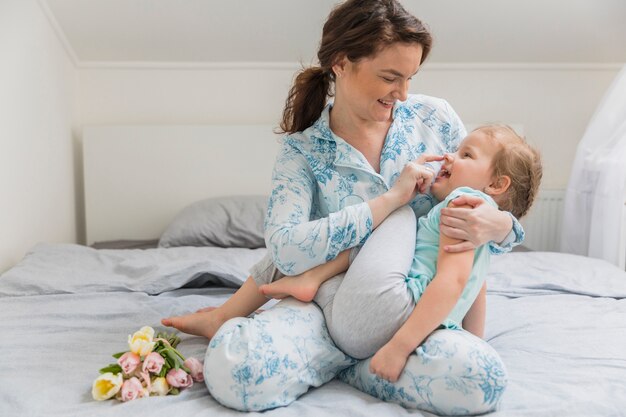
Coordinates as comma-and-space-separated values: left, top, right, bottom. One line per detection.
370, 154, 444, 227
463, 282, 486, 339
439, 196, 524, 254
264, 142, 375, 275
369, 203, 475, 382
265, 141, 441, 275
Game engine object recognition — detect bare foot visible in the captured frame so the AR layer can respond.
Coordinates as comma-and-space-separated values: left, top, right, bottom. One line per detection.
161, 309, 226, 339
259, 276, 319, 302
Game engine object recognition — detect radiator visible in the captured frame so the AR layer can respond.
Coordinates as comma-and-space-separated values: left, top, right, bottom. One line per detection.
519, 189, 565, 252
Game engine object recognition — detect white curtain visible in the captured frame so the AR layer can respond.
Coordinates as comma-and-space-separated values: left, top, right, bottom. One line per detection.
561, 65, 626, 268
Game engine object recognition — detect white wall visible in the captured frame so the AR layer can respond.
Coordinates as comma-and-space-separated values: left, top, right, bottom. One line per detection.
77, 67, 294, 126
78, 65, 619, 189
0, 0, 78, 273
414, 66, 619, 189
1, 0, 620, 273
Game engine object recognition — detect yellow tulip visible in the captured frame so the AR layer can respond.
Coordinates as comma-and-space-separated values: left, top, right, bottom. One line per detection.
92, 372, 123, 401
128, 326, 156, 356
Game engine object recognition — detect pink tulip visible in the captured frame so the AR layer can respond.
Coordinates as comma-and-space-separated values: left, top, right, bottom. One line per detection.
120, 377, 145, 402
142, 352, 165, 374
117, 352, 141, 375
166, 368, 193, 388
183, 357, 204, 382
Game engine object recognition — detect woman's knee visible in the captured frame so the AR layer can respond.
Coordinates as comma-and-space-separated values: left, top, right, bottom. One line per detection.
346, 206, 416, 284
381, 205, 416, 242
327, 296, 408, 359
409, 329, 508, 414
364, 205, 416, 251
328, 271, 414, 358
385, 205, 416, 228
204, 299, 354, 411
340, 330, 507, 415
203, 317, 261, 411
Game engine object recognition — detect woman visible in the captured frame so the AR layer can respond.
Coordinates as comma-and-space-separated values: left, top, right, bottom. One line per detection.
164, 0, 521, 413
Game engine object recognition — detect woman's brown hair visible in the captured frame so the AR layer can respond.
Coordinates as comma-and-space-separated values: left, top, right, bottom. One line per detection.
279, 0, 433, 134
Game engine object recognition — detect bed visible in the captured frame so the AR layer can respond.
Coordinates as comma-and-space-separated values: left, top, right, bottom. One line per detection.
1, 125, 625, 416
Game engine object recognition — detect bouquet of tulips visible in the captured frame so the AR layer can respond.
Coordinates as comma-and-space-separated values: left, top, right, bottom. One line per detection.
92, 326, 204, 402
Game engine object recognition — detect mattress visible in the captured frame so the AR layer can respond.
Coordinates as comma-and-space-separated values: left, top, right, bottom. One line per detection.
0, 244, 625, 416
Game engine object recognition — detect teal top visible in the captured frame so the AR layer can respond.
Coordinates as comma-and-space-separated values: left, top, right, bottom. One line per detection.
406, 186, 497, 330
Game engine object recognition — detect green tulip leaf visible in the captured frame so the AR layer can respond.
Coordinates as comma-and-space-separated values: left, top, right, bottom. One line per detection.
99, 364, 123, 374
111, 351, 127, 359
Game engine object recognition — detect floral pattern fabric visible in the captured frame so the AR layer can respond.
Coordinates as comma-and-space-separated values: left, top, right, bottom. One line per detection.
205, 95, 516, 412
205, 298, 508, 414
205, 299, 356, 411
338, 328, 508, 415
264, 95, 521, 275
264, 95, 468, 275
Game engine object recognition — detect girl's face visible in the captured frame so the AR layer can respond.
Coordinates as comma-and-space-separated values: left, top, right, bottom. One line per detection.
431, 129, 500, 201
333, 42, 423, 124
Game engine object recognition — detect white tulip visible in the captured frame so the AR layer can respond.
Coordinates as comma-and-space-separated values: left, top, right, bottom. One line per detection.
150, 377, 171, 396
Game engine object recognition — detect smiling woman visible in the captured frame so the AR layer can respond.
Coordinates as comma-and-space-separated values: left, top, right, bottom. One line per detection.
331, 42, 424, 133
161, 0, 524, 414
3, 0, 626, 416
278, 4, 432, 137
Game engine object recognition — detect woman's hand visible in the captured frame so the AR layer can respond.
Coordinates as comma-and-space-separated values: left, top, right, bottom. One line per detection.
387, 154, 444, 208
369, 341, 409, 382
439, 195, 513, 253
369, 154, 443, 230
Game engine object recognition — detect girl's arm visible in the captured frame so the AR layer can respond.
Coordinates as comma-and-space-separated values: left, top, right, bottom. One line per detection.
369, 203, 475, 382
463, 282, 486, 339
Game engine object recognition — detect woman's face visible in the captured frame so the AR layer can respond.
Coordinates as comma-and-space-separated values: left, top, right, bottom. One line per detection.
333, 42, 423, 124
431, 129, 500, 201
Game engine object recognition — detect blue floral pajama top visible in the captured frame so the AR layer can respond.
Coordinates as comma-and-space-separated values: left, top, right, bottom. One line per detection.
264, 94, 522, 276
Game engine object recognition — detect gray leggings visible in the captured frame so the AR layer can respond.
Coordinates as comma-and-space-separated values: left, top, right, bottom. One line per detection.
251, 206, 417, 359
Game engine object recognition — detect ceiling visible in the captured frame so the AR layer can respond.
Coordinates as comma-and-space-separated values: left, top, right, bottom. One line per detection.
43, 0, 626, 64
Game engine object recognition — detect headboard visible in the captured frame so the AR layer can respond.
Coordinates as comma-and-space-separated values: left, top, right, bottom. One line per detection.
83, 125, 280, 245
82, 123, 526, 246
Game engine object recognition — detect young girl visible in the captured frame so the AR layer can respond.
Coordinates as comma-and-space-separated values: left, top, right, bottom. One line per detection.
260, 124, 543, 381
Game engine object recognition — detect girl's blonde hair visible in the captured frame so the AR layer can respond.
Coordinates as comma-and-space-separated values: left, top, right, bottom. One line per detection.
475, 125, 543, 219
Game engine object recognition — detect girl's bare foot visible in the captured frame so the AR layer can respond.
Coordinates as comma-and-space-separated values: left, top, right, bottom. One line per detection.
161, 309, 226, 339
259, 276, 320, 302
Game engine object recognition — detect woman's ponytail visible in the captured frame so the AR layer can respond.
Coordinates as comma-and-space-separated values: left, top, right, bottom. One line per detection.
278, 0, 432, 134
279, 67, 331, 134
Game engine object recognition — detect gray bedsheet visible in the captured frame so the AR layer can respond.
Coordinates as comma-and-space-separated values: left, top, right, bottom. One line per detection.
0, 244, 625, 416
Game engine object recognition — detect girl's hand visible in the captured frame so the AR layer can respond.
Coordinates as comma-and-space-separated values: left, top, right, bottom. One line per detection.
387, 154, 444, 207
439, 195, 513, 253
369, 342, 409, 382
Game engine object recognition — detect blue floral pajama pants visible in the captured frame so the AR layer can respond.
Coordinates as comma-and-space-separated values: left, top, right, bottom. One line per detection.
204, 297, 507, 415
